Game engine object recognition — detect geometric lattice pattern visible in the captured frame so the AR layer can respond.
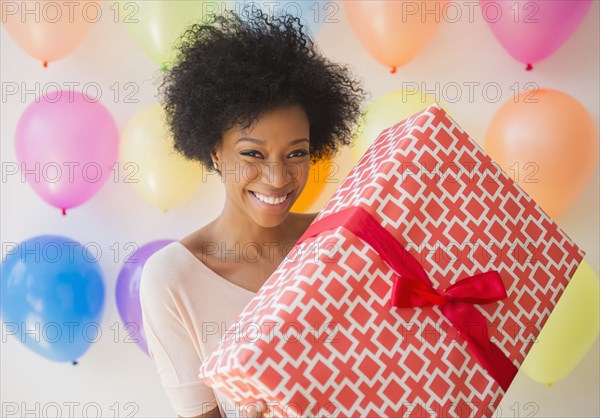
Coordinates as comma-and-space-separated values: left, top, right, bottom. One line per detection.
199, 104, 586, 418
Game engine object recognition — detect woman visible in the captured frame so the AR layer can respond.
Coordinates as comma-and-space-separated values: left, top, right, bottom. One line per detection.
140, 7, 367, 418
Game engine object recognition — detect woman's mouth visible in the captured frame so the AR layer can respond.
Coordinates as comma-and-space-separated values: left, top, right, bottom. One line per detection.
248, 190, 293, 210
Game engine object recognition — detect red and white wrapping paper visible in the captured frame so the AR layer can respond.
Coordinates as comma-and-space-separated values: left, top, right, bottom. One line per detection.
198, 104, 586, 417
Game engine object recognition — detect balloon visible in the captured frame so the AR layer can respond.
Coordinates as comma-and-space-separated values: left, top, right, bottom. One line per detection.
119, 0, 221, 69
291, 156, 333, 213
116, 239, 174, 355
15, 90, 119, 215
119, 103, 204, 212
350, 90, 442, 164
521, 260, 599, 386
344, 0, 449, 72
239, 1, 324, 36
1, 0, 97, 67
1, 235, 105, 363
480, 0, 592, 70
484, 88, 598, 219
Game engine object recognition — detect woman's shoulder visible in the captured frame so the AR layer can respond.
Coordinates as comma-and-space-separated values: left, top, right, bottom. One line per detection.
140, 241, 195, 293
304, 212, 319, 222
292, 211, 319, 228
296, 212, 318, 236
143, 241, 187, 271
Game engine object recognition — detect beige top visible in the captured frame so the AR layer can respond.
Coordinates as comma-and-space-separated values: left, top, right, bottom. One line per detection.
140, 241, 257, 418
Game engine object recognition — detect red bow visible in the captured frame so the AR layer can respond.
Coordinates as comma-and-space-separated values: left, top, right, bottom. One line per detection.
297, 205, 517, 392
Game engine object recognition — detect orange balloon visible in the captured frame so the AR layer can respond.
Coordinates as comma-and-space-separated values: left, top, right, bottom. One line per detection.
1, 0, 97, 66
485, 89, 598, 219
291, 157, 334, 213
344, 0, 448, 72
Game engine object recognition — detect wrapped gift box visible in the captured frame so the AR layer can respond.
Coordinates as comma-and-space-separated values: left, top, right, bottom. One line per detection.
198, 104, 586, 417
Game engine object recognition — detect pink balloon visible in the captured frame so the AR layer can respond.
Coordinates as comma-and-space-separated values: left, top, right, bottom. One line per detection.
15, 90, 119, 214
480, 0, 592, 69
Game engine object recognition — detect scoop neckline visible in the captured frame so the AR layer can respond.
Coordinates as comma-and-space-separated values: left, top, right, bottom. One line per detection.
173, 241, 258, 295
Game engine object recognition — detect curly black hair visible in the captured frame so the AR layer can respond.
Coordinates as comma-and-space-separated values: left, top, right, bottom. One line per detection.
156, 6, 369, 171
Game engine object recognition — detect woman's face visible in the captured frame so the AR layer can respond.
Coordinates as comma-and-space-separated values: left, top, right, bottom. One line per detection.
211, 104, 311, 228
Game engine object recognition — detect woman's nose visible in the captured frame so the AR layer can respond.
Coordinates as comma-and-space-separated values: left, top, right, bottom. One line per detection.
261, 159, 293, 187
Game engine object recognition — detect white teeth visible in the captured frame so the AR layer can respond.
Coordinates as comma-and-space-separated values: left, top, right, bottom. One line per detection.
252, 191, 288, 205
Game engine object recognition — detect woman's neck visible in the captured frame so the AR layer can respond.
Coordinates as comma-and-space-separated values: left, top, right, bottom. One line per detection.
207, 201, 299, 262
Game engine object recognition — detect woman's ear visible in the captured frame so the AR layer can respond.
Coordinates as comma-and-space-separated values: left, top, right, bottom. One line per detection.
210, 149, 221, 171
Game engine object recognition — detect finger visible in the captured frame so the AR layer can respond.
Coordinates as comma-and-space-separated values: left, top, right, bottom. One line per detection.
246, 401, 265, 418
257, 401, 268, 413
246, 405, 256, 418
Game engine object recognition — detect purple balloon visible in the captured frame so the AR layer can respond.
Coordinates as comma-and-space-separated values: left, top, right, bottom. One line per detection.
480, 0, 592, 68
116, 240, 174, 355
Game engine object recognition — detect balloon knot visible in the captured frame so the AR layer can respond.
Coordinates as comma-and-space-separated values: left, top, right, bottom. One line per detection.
526, 63, 533, 71
390, 66, 397, 74
62, 208, 67, 216
546, 382, 552, 388
163, 208, 169, 214
72, 360, 78, 366
43, 61, 48, 68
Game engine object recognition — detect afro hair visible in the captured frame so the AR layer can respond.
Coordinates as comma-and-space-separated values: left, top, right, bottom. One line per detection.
156, 6, 369, 172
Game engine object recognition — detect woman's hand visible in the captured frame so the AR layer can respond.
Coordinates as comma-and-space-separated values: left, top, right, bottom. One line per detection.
246, 400, 267, 418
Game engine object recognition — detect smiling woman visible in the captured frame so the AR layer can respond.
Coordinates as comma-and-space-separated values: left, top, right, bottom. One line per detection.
213, 104, 312, 228
140, 6, 367, 418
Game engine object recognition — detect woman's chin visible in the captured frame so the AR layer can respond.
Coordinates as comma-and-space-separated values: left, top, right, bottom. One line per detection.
253, 212, 291, 228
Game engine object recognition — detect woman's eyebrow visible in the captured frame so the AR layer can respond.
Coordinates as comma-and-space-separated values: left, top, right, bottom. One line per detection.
235, 137, 309, 145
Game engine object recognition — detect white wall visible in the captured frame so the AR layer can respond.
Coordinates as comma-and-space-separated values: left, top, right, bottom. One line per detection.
2, 1, 598, 417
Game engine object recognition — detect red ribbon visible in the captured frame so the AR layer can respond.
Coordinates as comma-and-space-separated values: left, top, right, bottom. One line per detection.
297, 206, 517, 391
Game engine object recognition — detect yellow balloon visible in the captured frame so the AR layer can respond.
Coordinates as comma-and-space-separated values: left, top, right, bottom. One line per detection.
350, 90, 442, 164
291, 157, 333, 213
119, 0, 228, 68
521, 260, 600, 386
119, 103, 204, 211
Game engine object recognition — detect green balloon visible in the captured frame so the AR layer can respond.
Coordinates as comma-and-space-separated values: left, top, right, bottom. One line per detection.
119, 0, 230, 68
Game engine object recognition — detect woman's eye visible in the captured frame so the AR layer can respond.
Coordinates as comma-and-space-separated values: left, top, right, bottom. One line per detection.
240, 151, 263, 158
289, 150, 309, 158
241, 150, 308, 159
